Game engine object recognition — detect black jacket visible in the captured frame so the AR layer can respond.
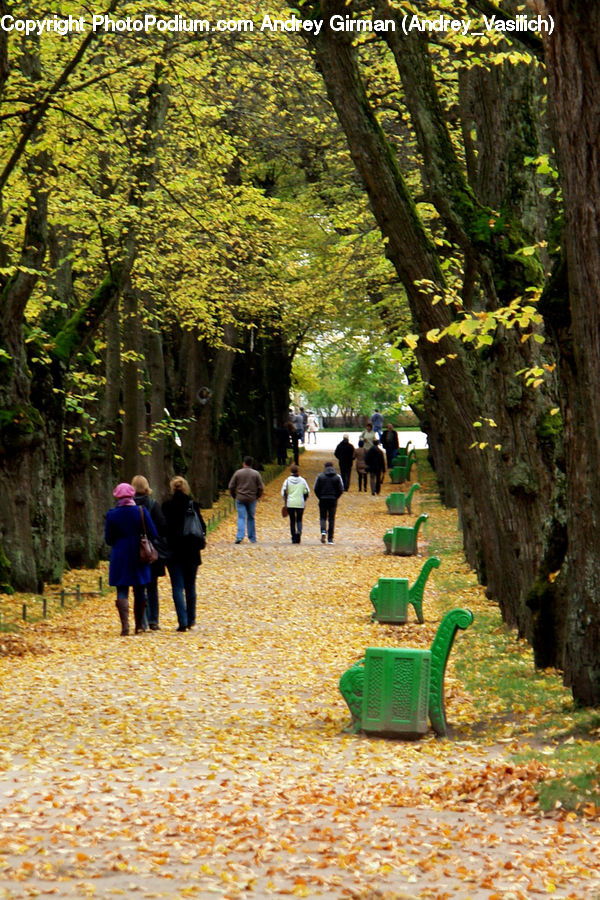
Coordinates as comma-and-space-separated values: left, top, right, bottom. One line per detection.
334, 439, 355, 468
134, 494, 169, 576
314, 465, 344, 500
366, 445, 386, 474
162, 491, 206, 567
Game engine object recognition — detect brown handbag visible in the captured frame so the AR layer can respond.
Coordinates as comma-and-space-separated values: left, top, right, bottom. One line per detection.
281, 504, 289, 518
139, 506, 159, 565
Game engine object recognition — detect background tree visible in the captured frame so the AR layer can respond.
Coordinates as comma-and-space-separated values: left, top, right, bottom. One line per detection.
539, 0, 600, 703
295, 0, 566, 673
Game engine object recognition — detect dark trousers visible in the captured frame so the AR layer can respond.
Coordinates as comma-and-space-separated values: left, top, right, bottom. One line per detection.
370, 471, 382, 494
290, 438, 299, 465
358, 471, 367, 492
340, 465, 352, 491
133, 579, 160, 627
319, 498, 338, 541
288, 507, 304, 543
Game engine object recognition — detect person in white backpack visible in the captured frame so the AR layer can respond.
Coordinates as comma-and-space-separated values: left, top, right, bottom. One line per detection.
281, 465, 310, 544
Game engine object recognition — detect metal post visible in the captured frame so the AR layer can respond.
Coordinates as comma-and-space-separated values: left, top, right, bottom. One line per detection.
43, 597, 47, 618
76, 585, 81, 602
22, 603, 27, 621
99, 575, 103, 593
60, 589, 65, 607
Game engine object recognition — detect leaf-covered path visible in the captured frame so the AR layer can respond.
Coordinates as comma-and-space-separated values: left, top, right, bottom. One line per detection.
1, 450, 599, 899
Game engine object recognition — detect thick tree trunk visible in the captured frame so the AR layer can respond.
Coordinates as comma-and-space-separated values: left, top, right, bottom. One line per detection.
173, 327, 237, 507
121, 286, 142, 479
310, 3, 558, 650
542, 1, 600, 703
145, 321, 170, 500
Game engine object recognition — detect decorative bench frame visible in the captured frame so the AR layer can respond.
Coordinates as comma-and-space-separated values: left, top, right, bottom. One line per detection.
370, 556, 440, 624
385, 483, 420, 515
339, 608, 474, 737
383, 514, 428, 556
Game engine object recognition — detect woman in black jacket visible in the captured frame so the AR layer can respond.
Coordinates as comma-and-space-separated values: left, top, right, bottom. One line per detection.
162, 476, 206, 632
132, 475, 168, 631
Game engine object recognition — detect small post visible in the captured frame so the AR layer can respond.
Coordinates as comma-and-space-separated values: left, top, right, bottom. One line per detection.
76, 584, 81, 602
22, 603, 27, 621
99, 575, 103, 593
43, 597, 47, 618
60, 589, 65, 607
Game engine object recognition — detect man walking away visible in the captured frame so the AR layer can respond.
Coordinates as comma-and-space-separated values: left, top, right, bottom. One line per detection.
366, 440, 386, 495
314, 461, 344, 544
381, 423, 400, 469
354, 439, 368, 492
371, 409, 383, 441
228, 456, 264, 544
334, 434, 355, 491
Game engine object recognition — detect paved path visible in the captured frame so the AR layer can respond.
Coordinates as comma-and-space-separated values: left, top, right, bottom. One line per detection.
1, 451, 599, 899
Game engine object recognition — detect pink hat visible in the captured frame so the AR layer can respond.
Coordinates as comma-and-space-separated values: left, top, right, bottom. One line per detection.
113, 482, 136, 499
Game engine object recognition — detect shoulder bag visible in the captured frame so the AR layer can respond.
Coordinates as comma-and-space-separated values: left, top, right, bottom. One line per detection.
139, 506, 159, 565
183, 500, 206, 549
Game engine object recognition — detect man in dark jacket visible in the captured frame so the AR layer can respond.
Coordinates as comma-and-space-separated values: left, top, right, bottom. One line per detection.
365, 440, 386, 495
314, 461, 344, 544
334, 434, 356, 491
381, 423, 400, 469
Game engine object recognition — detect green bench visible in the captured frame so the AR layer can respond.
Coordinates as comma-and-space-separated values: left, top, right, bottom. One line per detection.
389, 458, 417, 484
385, 482, 420, 515
339, 608, 474, 737
370, 556, 440, 624
383, 514, 428, 556
393, 447, 417, 467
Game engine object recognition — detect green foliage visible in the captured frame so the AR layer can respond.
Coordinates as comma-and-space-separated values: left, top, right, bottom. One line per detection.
295, 336, 410, 417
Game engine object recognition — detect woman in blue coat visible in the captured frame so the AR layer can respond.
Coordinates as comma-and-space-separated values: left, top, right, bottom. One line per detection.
105, 482, 158, 635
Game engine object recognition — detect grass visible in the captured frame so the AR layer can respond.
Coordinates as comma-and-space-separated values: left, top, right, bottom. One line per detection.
412, 448, 600, 816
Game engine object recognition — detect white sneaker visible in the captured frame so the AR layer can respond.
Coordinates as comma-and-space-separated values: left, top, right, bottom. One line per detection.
327, 540, 334, 545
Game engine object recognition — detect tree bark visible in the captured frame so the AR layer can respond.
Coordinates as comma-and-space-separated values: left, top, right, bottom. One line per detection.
308, 0, 559, 652
542, 1, 600, 703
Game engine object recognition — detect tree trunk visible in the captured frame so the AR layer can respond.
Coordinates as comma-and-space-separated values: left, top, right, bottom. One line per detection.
542, 1, 600, 703
309, 2, 559, 651
144, 318, 170, 500
121, 286, 142, 479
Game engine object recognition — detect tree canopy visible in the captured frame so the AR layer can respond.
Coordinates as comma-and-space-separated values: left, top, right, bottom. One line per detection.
2, 1, 600, 704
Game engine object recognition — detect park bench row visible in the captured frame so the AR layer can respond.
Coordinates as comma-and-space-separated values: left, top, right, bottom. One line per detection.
338, 445, 473, 740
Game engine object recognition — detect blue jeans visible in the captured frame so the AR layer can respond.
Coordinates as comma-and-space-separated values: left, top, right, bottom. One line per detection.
133, 579, 160, 627
235, 499, 257, 542
167, 561, 198, 628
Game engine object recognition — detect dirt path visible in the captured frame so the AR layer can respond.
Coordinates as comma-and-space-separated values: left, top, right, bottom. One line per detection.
1, 451, 599, 899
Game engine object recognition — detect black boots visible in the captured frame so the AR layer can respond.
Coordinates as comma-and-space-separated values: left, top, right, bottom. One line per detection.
116, 597, 130, 636
133, 595, 147, 634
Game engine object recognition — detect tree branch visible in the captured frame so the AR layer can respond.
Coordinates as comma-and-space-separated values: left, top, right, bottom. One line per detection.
0, 0, 119, 194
